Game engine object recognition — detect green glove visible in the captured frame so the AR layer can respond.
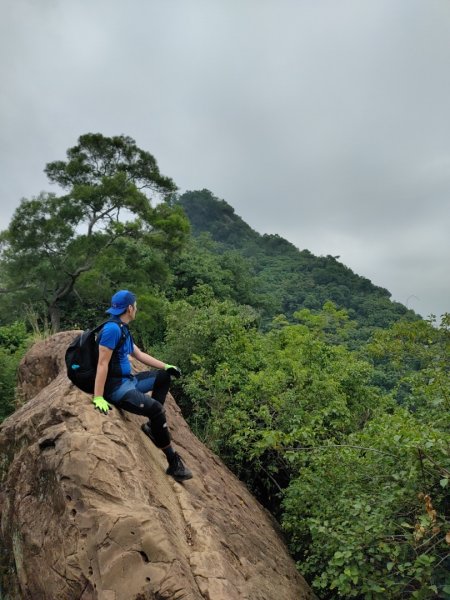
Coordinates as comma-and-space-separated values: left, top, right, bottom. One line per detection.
165, 364, 181, 378
92, 396, 111, 414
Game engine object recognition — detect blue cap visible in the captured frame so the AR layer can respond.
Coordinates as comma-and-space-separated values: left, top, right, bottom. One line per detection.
106, 290, 136, 315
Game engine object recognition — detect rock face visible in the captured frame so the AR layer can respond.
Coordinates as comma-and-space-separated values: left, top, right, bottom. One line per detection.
0, 332, 315, 600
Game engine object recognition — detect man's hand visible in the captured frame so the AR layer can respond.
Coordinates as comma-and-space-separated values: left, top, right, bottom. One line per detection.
165, 364, 182, 378
92, 396, 111, 414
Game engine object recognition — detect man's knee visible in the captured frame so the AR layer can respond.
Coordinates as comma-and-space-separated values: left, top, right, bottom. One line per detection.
144, 395, 170, 448
150, 409, 171, 448
120, 389, 170, 448
155, 369, 171, 385
120, 389, 164, 418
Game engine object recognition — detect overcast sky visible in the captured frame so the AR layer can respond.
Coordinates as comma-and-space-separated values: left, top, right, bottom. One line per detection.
1, 0, 449, 320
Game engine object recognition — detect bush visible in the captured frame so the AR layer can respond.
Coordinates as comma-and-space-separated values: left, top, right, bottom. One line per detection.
163, 302, 450, 598
282, 410, 450, 599
0, 321, 30, 421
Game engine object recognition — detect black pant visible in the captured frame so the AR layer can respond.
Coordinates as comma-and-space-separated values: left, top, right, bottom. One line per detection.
111, 370, 172, 448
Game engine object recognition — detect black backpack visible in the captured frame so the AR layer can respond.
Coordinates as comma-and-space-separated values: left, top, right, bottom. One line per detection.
65, 319, 127, 394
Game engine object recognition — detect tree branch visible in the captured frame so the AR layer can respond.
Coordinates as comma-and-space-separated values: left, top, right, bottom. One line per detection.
52, 228, 131, 303
418, 449, 450, 477
0, 285, 33, 294
52, 262, 93, 303
87, 204, 120, 236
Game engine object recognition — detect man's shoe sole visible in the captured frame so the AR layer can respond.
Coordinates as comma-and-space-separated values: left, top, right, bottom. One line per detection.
167, 471, 193, 482
166, 461, 193, 482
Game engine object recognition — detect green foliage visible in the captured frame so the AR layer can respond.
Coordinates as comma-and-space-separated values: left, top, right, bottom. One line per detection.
160, 286, 260, 433
0, 322, 31, 422
162, 298, 449, 598
131, 292, 169, 349
365, 314, 450, 416
168, 235, 263, 309
282, 409, 450, 599
0, 321, 29, 353
0, 133, 188, 331
177, 189, 259, 247
177, 189, 420, 336
44, 132, 176, 193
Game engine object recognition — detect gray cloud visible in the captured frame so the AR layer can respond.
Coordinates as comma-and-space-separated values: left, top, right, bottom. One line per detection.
1, 0, 449, 319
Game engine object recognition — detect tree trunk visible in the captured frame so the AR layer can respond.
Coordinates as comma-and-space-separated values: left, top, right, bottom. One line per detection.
49, 304, 61, 333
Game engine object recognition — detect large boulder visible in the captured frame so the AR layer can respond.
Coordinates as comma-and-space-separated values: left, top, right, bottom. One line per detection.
0, 332, 315, 600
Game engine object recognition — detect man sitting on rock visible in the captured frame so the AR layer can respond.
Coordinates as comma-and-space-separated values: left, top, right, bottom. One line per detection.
93, 289, 193, 483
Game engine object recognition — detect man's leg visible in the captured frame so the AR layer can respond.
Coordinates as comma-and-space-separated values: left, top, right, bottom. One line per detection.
118, 388, 192, 482
132, 372, 168, 444
135, 370, 171, 405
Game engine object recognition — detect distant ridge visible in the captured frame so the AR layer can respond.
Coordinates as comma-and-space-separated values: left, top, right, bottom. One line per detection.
177, 189, 419, 334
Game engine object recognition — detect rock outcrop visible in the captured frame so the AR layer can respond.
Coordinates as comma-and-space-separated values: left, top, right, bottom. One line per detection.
0, 332, 315, 600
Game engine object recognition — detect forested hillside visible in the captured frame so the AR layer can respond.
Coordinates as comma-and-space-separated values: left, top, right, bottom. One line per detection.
176, 189, 418, 337
0, 135, 448, 599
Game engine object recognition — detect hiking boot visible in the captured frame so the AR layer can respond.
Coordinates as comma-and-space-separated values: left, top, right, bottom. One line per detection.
166, 453, 193, 482
141, 422, 156, 445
